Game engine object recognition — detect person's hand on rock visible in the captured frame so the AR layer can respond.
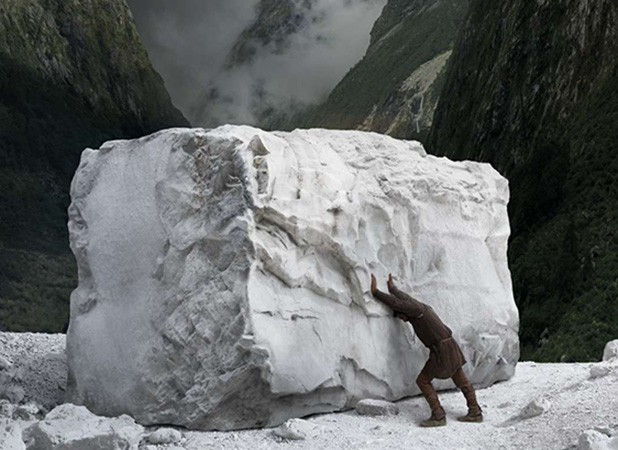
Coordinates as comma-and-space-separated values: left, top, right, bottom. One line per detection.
394, 312, 408, 322
387, 273, 395, 291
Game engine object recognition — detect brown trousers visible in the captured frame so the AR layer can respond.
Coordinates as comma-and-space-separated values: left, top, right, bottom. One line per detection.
416, 364, 481, 420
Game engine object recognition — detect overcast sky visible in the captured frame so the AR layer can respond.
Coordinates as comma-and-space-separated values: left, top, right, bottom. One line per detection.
126, 0, 386, 126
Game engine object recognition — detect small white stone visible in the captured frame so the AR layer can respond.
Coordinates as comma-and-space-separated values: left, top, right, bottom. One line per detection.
356, 399, 400, 416
518, 397, 551, 419
146, 428, 182, 444
26, 404, 144, 450
603, 340, 618, 362
273, 418, 317, 441
590, 363, 613, 379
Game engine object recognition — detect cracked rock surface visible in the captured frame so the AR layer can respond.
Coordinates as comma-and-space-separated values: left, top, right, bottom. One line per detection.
66, 126, 519, 430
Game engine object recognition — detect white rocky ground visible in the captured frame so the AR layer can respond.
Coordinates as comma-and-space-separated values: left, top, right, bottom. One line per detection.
1, 333, 617, 450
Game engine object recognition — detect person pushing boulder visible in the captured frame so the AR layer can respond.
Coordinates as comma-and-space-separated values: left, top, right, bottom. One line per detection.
371, 273, 483, 427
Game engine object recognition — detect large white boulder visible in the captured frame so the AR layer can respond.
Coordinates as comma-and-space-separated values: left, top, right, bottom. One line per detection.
66, 126, 519, 430
26, 404, 144, 450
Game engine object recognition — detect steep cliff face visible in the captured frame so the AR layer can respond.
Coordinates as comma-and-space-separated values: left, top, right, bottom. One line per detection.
0, 0, 188, 331
301, 0, 469, 141
429, 0, 618, 361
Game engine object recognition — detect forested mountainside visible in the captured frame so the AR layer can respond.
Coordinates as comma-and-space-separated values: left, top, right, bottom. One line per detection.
0, 0, 188, 332
429, 0, 618, 361
300, 0, 469, 141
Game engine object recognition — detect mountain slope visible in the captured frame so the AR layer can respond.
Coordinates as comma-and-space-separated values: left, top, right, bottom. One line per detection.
428, 0, 618, 361
300, 0, 469, 141
0, 0, 188, 332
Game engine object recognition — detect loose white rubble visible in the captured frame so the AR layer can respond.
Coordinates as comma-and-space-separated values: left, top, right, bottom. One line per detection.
25, 404, 144, 450
273, 419, 318, 441
66, 126, 518, 430
1, 332, 618, 449
0, 333, 66, 410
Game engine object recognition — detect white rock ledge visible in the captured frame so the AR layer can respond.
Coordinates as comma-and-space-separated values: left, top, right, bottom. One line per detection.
66, 126, 519, 430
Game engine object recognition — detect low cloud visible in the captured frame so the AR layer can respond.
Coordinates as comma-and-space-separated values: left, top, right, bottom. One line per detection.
127, 0, 386, 127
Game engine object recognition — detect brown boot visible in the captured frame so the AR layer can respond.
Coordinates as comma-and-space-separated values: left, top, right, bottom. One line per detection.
457, 409, 483, 423
452, 369, 483, 423
417, 370, 447, 427
420, 413, 447, 427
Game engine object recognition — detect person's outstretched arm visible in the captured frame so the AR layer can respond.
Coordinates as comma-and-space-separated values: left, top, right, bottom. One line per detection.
386, 274, 425, 318
371, 274, 423, 318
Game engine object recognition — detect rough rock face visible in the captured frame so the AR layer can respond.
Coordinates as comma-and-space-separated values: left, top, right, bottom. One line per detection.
428, 0, 618, 361
67, 126, 518, 430
301, 0, 469, 141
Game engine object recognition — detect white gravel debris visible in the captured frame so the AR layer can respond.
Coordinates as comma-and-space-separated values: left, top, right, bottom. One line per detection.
0, 333, 66, 409
2, 332, 618, 450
